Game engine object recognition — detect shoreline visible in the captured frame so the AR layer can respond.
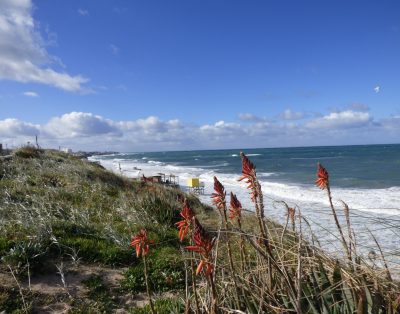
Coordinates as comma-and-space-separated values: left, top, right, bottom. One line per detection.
91, 154, 400, 268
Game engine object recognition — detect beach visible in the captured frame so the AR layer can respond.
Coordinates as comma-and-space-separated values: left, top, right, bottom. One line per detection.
90, 144, 400, 267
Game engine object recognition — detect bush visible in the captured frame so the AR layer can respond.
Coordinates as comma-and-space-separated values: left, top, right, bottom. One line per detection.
2, 240, 48, 276
129, 298, 184, 314
122, 246, 185, 293
51, 224, 134, 266
13, 146, 43, 159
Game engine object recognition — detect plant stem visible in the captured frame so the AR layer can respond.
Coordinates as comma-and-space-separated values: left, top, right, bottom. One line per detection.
189, 236, 201, 314
208, 273, 218, 314
143, 253, 156, 314
326, 185, 351, 263
221, 199, 241, 309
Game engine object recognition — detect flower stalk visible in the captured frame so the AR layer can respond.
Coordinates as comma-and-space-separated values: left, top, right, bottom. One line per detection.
316, 163, 351, 263
212, 177, 241, 309
131, 229, 156, 314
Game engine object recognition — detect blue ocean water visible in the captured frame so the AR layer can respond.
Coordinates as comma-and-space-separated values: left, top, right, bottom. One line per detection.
100, 144, 400, 189
93, 144, 400, 260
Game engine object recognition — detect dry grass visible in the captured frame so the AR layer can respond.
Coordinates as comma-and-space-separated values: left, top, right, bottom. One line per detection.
1, 146, 399, 313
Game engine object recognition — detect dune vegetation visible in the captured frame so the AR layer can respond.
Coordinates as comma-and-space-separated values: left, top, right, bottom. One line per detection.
0, 146, 399, 313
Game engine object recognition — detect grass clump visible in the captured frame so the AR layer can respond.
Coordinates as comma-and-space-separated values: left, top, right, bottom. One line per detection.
80, 275, 116, 313
0, 149, 198, 276
0, 287, 32, 314
2, 148, 399, 313
122, 246, 185, 293
128, 298, 184, 314
13, 146, 43, 159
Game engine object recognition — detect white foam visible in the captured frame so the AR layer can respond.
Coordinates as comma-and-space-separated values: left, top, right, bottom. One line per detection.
90, 154, 400, 263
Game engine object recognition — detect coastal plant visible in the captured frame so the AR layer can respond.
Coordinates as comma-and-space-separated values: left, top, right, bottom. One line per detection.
131, 229, 156, 314
186, 224, 218, 313
211, 177, 241, 309
316, 163, 351, 263
229, 192, 247, 271
173, 153, 400, 313
176, 199, 201, 313
239, 152, 269, 247
1, 147, 400, 313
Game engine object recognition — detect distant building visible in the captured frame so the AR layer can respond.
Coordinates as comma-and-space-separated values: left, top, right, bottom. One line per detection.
62, 148, 73, 154
0, 143, 2, 154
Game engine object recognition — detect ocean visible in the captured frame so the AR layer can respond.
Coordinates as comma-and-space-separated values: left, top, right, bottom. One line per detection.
90, 144, 400, 267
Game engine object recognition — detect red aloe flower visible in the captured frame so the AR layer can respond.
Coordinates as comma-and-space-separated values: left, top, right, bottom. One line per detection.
315, 163, 329, 190
229, 192, 242, 220
186, 228, 215, 277
238, 152, 258, 202
211, 176, 226, 209
131, 229, 154, 257
175, 199, 196, 241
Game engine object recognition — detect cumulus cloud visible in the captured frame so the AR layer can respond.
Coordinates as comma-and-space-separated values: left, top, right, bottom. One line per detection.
45, 112, 120, 138
305, 110, 372, 129
0, 118, 40, 137
0, 0, 89, 92
22, 91, 38, 97
374, 86, 380, 93
1, 110, 398, 151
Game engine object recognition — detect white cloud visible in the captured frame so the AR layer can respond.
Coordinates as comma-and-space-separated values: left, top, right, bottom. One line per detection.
45, 112, 120, 138
381, 116, 400, 131
374, 86, 380, 93
280, 109, 305, 120
78, 8, 89, 16
0, 118, 40, 137
305, 110, 372, 129
0, 0, 89, 92
22, 91, 38, 97
1, 110, 398, 151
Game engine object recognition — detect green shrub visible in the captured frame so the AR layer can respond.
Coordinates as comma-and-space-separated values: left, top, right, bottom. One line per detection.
0, 287, 32, 314
0, 237, 12, 257
138, 194, 180, 227
129, 298, 184, 314
122, 246, 185, 293
13, 146, 43, 159
2, 240, 48, 276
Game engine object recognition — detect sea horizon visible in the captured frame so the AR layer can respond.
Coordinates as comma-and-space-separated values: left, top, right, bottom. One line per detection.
91, 143, 400, 265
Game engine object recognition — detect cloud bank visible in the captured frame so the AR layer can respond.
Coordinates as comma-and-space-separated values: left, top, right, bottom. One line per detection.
1, 109, 399, 151
0, 0, 88, 92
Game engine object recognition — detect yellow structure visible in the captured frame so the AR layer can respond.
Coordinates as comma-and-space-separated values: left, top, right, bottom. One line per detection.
187, 178, 204, 194
187, 178, 200, 188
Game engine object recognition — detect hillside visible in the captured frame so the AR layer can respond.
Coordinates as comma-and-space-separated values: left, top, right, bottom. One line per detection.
0, 147, 208, 313
1, 147, 399, 313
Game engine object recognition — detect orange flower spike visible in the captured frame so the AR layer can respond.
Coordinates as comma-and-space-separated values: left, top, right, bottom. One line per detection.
131, 229, 154, 257
196, 260, 205, 275
186, 228, 215, 277
211, 176, 226, 209
315, 163, 329, 190
229, 192, 242, 220
239, 151, 257, 181
175, 200, 195, 241
238, 152, 259, 202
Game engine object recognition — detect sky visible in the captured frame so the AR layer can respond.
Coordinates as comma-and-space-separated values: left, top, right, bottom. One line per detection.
0, 0, 399, 152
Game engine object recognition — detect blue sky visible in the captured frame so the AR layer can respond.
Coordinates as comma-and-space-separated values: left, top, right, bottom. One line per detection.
0, 0, 399, 151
